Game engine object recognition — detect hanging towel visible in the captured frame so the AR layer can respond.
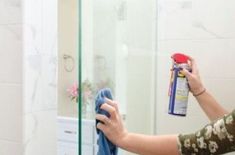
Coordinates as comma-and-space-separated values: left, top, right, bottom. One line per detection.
95, 88, 118, 155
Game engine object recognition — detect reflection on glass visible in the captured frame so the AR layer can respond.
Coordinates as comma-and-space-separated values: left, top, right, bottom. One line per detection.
58, 0, 157, 154
58, 0, 79, 155
80, 0, 157, 154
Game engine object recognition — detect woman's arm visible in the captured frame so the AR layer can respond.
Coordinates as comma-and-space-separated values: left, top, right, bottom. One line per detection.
180, 56, 228, 121
96, 98, 180, 155
179, 109, 235, 155
96, 99, 235, 155
195, 91, 228, 121
118, 133, 179, 155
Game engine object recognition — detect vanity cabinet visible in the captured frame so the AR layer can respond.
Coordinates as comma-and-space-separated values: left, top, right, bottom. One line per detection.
57, 117, 97, 155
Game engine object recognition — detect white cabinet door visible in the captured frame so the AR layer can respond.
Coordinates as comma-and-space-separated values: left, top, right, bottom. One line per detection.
82, 145, 94, 155
58, 142, 77, 155
58, 142, 94, 155
57, 118, 96, 155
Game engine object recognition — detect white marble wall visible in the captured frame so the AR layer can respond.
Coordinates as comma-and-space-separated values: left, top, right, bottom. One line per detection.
23, 0, 57, 155
156, 0, 235, 141
0, 0, 23, 154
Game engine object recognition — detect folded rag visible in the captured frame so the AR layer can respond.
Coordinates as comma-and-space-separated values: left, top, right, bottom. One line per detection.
95, 88, 118, 155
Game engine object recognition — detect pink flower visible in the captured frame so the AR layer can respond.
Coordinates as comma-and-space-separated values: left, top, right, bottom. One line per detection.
67, 82, 78, 98
66, 79, 95, 104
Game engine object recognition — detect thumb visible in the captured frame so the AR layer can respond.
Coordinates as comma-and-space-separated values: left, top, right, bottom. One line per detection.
180, 68, 192, 79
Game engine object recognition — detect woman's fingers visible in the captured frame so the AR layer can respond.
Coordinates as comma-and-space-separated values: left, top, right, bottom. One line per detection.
97, 122, 107, 132
100, 103, 117, 118
180, 68, 192, 79
104, 98, 119, 112
96, 114, 112, 125
187, 56, 198, 74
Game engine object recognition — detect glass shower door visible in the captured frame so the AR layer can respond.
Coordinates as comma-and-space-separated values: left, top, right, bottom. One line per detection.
79, 0, 157, 154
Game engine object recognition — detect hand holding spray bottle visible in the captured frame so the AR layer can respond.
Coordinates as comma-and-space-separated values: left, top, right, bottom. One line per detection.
168, 53, 191, 116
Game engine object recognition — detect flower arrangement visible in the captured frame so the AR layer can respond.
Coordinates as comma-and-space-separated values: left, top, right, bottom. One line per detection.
67, 79, 95, 106
66, 78, 114, 117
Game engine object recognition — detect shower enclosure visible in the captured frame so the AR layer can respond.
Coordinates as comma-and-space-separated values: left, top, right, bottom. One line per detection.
57, 0, 157, 154
78, 0, 157, 154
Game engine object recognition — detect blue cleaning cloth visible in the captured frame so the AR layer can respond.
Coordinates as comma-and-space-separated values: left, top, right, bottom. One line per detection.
95, 88, 118, 155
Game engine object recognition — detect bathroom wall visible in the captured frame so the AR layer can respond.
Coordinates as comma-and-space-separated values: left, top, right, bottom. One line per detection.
58, 0, 78, 118
0, 0, 57, 154
0, 0, 23, 154
125, 0, 157, 134
156, 0, 235, 144
23, 0, 57, 154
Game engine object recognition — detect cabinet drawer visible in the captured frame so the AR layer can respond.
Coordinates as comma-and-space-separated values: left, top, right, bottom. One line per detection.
57, 117, 95, 144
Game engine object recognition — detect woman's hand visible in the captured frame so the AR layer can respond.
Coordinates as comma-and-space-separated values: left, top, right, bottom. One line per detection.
180, 56, 205, 96
95, 98, 128, 146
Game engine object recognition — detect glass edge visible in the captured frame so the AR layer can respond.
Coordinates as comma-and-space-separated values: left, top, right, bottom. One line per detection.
78, 0, 82, 154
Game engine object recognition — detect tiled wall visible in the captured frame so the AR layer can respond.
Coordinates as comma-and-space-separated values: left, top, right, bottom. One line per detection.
156, 0, 235, 140
0, 0, 23, 154
0, 0, 57, 154
23, 0, 57, 155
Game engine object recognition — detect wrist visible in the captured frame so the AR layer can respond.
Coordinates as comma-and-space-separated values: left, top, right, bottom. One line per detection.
193, 88, 206, 97
116, 130, 129, 148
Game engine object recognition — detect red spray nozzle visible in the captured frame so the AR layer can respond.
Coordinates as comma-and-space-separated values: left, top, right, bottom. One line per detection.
171, 53, 189, 63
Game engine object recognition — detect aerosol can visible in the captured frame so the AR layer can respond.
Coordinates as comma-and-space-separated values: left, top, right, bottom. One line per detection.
168, 53, 190, 116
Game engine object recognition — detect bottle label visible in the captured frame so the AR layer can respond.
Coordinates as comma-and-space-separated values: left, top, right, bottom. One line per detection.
173, 76, 189, 115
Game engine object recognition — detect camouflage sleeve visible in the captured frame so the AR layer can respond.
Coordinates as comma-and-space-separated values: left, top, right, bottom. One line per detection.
178, 110, 235, 155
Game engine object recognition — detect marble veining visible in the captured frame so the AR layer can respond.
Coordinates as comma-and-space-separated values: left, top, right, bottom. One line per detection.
23, 0, 57, 154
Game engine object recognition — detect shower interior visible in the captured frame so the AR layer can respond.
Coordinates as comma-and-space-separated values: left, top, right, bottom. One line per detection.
58, 0, 157, 154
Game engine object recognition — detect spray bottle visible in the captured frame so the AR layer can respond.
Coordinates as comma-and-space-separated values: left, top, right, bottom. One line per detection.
168, 53, 190, 116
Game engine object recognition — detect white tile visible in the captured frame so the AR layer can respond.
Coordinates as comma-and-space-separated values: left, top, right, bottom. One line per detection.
193, 0, 235, 39
157, 39, 235, 78
0, 0, 22, 24
202, 78, 235, 111
24, 54, 57, 113
23, 0, 42, 55
42, 0, 57, 55
158, 0, 235, 40
158, 0, 212, 40
23, 0, 57, 56
0, 25, 22, 84
24, 110, 57, 155
0, 84, 22, 142
0, 140, 22, 155
156, 113, 208, 134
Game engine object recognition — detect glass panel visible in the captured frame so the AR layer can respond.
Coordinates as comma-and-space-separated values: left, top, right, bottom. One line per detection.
80, 0, 157, 154
57, 0, 79, 155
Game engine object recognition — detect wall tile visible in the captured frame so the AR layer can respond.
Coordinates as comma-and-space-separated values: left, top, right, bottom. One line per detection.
0, 0, 22, 24
24, 54, 57, 113
23, 0, 57, 56
202, 78, 235, 110
157, 39, 235, 78
0, 25, 22, 84
42, 0, 57, 55
23, 111, 56, 155
23, 0, 58, 154
0, 140, 22, 155
0, 84, 22, 142
158, 0, 235, 40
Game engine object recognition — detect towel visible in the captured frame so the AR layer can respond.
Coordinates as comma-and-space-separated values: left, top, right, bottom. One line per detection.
95, 88, 118, 155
